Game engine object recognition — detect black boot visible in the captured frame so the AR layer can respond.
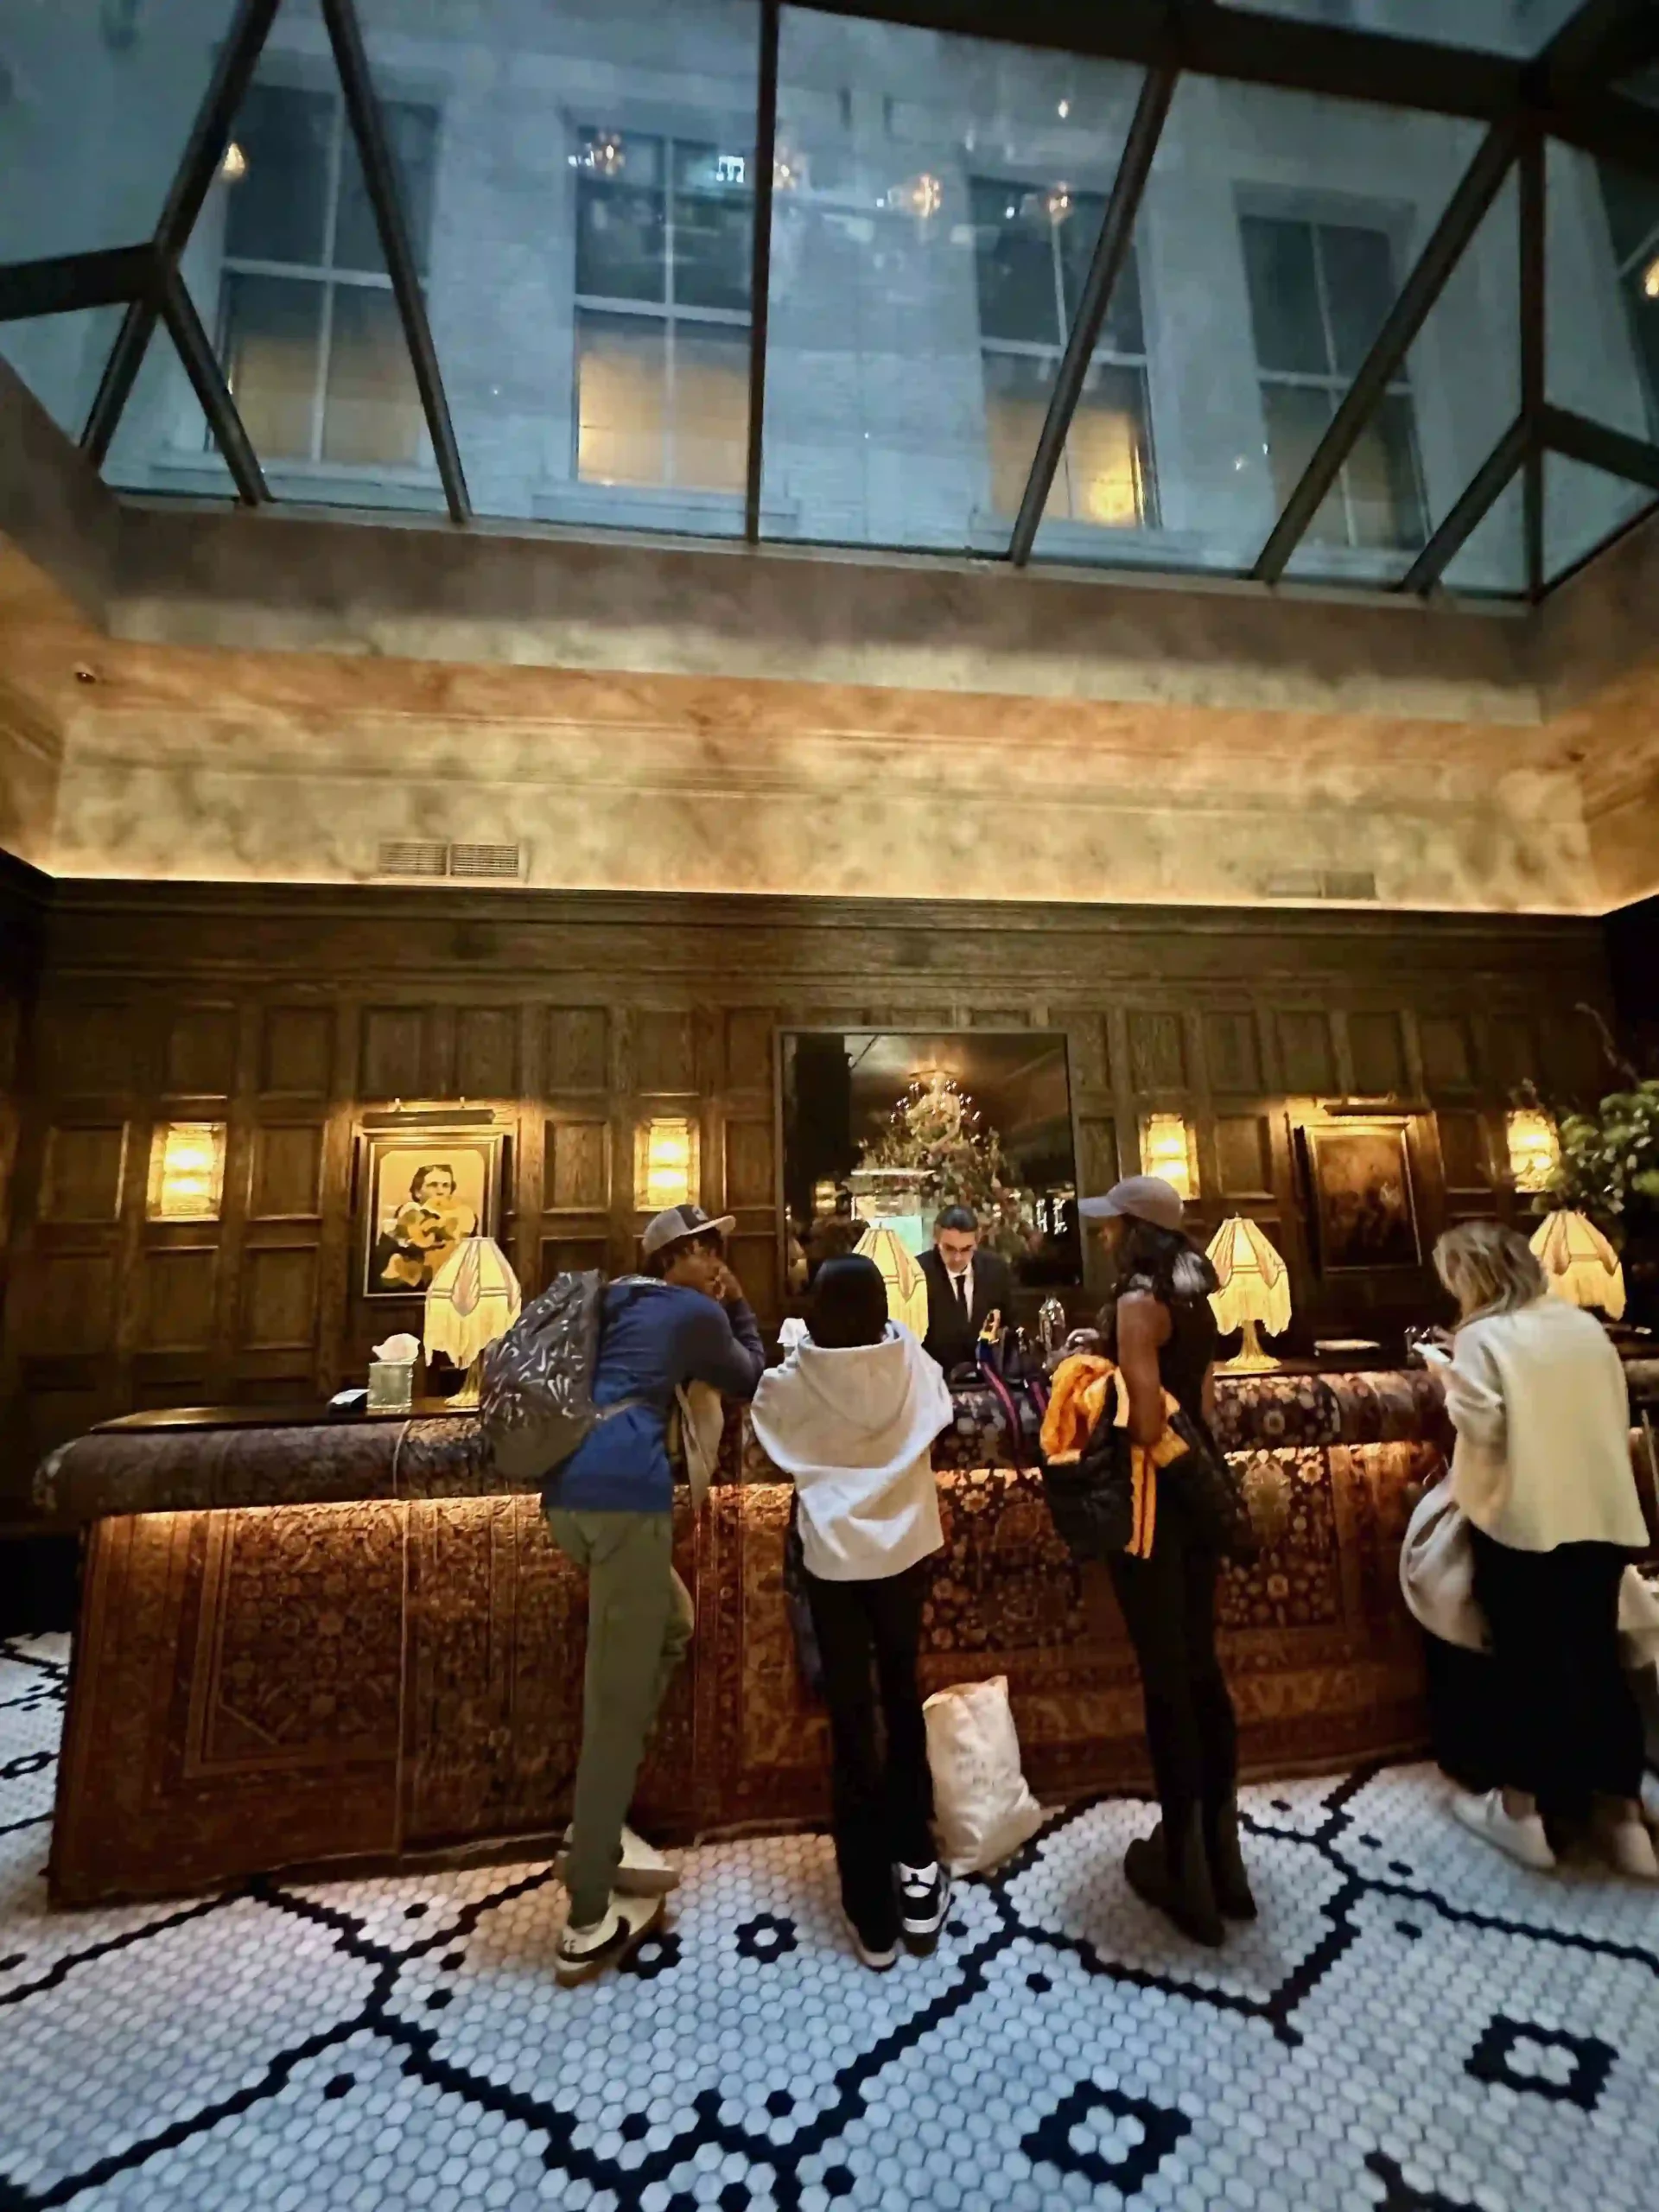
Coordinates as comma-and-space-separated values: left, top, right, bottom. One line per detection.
1124, 1809, 1224, 1948
1204, 1796, 1258, 1922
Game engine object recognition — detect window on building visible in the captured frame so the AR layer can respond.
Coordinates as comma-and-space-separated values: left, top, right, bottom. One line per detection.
1240, 210, 1427, 550
217, 83, 437, 471
573, 130, 753, 495
971, 179, 1158, 529
1596, 162, 1659, 444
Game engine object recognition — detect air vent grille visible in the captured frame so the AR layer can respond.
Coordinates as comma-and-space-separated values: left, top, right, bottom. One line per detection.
449, 842, 523, 880
1260, 868, 1379, 904
373, 841, 524, 881
377, 840, 448, 878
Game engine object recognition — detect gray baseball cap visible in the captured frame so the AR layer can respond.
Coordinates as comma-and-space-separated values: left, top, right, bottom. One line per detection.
1077, 1176, 1185, 1233
640, 1203, 736, 1259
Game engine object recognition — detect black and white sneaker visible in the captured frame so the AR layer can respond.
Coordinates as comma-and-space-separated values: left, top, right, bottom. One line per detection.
554, 1893, 665, 1986
896, 1861, 950, 1944
844, 1912, 900, 1972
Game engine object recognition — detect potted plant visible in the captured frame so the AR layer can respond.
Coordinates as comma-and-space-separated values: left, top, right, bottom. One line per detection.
1535, 1077, 1659, 1333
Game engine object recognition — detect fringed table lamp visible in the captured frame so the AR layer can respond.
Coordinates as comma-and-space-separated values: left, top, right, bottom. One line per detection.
1206, 1216, 1293, 1372
1529, 1211, 1626, 1320
855, 1223, 931, 1336
424, 1236, 523, 1408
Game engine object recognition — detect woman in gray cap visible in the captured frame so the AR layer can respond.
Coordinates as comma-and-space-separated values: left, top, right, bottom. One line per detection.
1077, 1174, 1251, 1948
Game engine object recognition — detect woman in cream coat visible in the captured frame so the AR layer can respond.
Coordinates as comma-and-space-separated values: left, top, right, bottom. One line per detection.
1427, 1221, 1656, 1878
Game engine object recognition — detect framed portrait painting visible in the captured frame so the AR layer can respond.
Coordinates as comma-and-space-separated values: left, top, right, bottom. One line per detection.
359, 1126, 506, 1299
1303, 1120, 1421, 1274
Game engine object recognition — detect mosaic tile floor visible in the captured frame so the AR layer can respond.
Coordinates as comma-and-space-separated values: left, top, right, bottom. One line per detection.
3, 1633, 1656, 2212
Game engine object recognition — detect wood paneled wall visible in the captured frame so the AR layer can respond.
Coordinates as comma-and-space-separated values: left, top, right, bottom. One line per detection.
0, 881, 1616, 1511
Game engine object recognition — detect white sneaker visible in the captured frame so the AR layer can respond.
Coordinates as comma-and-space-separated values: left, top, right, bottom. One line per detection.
844, 1913, 899, 1972
558, 1823, 680, 1897
1596, 1815, 1659, 1883
554, 1891, 665, 1986
1451, 1788, 1556, 1873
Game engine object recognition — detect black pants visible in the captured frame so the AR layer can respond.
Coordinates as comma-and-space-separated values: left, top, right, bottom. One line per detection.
1468, 1525, 1643, 1815
803, 1560, 936, 1943
1107, 1487, 1238, 1850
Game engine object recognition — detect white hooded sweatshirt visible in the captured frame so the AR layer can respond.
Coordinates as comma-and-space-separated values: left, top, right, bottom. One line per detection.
750, 1322, 954, 1581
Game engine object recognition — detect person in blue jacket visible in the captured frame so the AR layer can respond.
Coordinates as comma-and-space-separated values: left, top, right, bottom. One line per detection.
546, 1203, 764, 1982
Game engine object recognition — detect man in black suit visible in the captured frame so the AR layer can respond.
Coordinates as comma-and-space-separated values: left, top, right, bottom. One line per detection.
918, 1205, 1015, 1376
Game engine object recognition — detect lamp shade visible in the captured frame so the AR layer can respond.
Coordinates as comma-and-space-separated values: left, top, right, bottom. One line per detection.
854, 1224, 930, 1336
1206, 1217, 1294, 1340
1529, 1211, 1626, 1320
424, 1236, 524, 1369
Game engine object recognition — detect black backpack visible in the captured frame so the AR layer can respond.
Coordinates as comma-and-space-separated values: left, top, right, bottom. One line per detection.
480, 1269, 610, 1482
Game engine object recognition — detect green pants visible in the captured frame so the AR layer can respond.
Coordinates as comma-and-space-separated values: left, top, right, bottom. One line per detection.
546, 1508, 694, 1927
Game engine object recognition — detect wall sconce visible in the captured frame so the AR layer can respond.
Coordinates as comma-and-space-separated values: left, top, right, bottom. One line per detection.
1505, 1108, 1560, 1194
147, 1122, 227, 1221
1141, 1113, 1196, 1201
1529, 1211, 1626, 1320
635, 1116, 698, 1213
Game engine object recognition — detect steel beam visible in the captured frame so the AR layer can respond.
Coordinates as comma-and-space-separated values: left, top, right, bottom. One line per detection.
160, 269, 269, 505
1541, 403, 1659, 493
1008, 65, 1176, 565
1398, 416, 1528, 596
80, 300, 159, 465
745, 1, 782, 544
789, 0, 1520, 119
154, 0, 285, 259
321, 0, 470, 524
0, 245, 160, 324
1519, 128, 1546, 600
1252, 120, 1520, 584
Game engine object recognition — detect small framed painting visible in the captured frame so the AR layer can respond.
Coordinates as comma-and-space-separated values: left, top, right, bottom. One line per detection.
1303, 1119, 1421, 1273
359, 1125, 506, 1299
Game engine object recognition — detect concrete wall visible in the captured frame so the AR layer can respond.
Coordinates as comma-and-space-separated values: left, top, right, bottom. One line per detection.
3, 1, 1650, 587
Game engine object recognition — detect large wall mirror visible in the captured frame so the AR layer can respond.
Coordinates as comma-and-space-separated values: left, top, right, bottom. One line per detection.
779, 1030, 1082, 1293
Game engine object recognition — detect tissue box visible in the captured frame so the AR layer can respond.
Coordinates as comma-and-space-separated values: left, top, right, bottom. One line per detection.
367, 1361, 416, 1414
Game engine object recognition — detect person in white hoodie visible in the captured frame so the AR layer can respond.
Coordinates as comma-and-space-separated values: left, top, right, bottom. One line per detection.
750, 1254, 956, 1969
1427, 1220, 1656, 1880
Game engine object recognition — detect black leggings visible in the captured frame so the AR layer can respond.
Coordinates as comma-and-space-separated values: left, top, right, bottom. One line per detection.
1108, 1487, 1238, 1845
803, 1560, 936, 1943
1469, 1526, 1643, 1815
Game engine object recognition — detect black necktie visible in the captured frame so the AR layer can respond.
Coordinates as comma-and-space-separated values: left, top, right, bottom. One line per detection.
954, 1273, 969, 1320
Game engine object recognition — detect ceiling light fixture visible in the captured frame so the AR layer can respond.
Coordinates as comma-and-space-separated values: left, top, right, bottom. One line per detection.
1643, 255, 1659, 301
220, 141, 247, 183
1058, 99, 1070, 118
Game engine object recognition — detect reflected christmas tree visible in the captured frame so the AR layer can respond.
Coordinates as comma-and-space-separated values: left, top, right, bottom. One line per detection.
860, 1070, 1029, 1255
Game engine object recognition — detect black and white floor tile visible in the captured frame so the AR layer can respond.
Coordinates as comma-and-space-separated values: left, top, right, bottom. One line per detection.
3, 1634, 1656, 2212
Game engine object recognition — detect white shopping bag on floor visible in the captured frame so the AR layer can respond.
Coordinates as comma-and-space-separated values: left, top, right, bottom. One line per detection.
924, 1675, 1044, 1876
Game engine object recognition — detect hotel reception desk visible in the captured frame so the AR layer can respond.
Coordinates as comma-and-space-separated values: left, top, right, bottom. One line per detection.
35, 1370, 1458, 1904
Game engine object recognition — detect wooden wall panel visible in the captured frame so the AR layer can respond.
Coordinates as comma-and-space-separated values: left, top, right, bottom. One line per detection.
545, 1119, 611, 1212
0, 882, 1620, 1506
360, 1007, 427, 1101
456, 1007, 519, 1098
1204, 1012, 1262, 1096
1419, 1015, 1475, 1095
261, 1005, 334, 1096
1128, 1010, 1186, 1092
242, 1248, 319, 1353
724, 1121, 775, 1211
249, 1124, 324, 1220
41, 1124, 127, 1223
546, 1007, 609, 1091
1277, 1011, 1339, 1095
163, 1004, 238, 1098
635, 1009, 696, 1095
142, 1249, 219, 1352
1348, 1012, 1408, 1096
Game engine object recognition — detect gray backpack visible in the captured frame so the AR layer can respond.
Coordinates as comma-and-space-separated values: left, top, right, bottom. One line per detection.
479, 1269, 609, 1481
